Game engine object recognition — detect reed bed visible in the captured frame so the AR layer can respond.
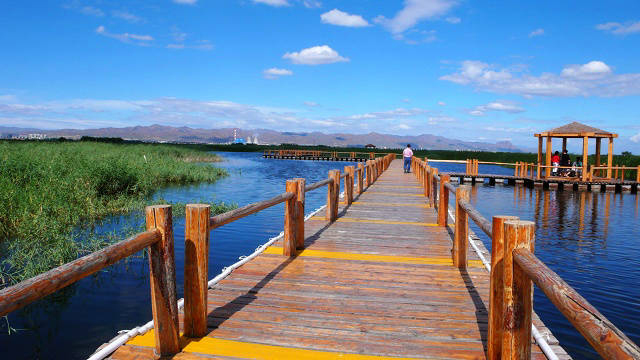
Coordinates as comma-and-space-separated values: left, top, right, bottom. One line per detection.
0, 140, 229, 286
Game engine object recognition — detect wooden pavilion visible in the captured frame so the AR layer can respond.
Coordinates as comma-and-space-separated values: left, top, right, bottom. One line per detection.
534, 122, 618, 182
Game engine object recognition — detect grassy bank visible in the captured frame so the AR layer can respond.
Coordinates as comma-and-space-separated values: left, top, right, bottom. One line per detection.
0, 140, 229, 286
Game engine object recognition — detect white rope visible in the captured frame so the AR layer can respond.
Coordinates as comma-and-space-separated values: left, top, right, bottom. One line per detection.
88, 202, 328, 360
447, 208, 559, 360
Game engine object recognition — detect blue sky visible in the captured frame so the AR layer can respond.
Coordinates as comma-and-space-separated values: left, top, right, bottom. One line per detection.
1, 0, 640, 152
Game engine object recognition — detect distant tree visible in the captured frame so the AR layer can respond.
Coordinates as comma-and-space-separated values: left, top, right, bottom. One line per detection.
622, 151, 632, 156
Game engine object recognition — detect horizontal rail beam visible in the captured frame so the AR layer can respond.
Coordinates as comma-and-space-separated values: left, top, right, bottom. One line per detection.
305, 178, 333, 192
0, 230, 161, 317
513, 248, 640, 360
458, 199, 492, 237
209, 192, 294, 229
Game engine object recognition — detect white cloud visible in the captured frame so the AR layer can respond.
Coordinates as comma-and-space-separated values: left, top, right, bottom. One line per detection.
173, 0, 197, 4
440, 60, 640, 97
596, 21, 640, 35
263, 68, 293, 79
529, 28, 544, 37
374, 0, 457, 34
402, 98, 411, 103
347, 108, 427, 120
80, 6, 104, 16
304, 101, 319, 107
397, 124, 411, 130
469, 100, 525, 116
560, 61, 611, 79
445, 16, 460, 24
631, 133, 640, 143
112, 10, 143, 23
321, 9, 370, 27
167, 40, 213, 50
253, 0, 290, 6
302, 0, 322, 8
437, 101, 446, 106
283, 45, 349, 65
0, 95, 18, 103
96, 25, 154, 45
427, 115, 455, 125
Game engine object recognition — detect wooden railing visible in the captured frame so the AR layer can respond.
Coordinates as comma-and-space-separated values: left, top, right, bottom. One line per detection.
180, 154, 394, 342
264, 149, 396, 160
0, 205, 181, 356
412, 156, 640, 359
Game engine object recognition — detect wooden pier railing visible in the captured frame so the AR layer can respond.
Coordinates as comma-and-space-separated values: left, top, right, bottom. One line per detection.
412, 156, 640, 359
179, 154, 394, 345
263, 149, 395, 160
0, 205, 181, 356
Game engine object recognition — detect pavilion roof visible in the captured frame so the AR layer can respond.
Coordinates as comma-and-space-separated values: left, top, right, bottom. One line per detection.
534, 121, 617, 138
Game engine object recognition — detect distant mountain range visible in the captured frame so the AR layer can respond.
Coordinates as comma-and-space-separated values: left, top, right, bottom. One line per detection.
0, 124, 524, 152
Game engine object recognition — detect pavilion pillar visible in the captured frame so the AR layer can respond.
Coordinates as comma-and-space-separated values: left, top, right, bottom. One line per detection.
537, 137, 543, 166
595, 138, 602, 177
607, 138, 614, 179
582, 136, 589, 182
545, 136, 552, 178
562, 137, 567, 153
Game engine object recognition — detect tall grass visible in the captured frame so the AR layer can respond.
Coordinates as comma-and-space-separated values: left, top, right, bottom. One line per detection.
0, 140, 228, 285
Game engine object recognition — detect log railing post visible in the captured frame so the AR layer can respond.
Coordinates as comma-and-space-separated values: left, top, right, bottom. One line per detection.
184, 204, 210, 338
345, 166, 354, 205
144, 205, 180, 356
637, 166, 640, 183
487, 215, 519, 359
438, 174, 450, 226
294, 178, 306, 249
326, 170, 338, 221
453, 186, 469, 269
366, 161, 372, 187
284, 180, 298, 256
430, 168, 439, 208
358, 163, 364, 194
425, 166, 431, 198
502, 220, 535, 359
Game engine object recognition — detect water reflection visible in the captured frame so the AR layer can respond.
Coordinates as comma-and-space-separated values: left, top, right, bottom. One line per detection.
467, 182, 640, 359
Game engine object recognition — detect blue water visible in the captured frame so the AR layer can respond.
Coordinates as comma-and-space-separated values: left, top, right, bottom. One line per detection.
1, 153, 638, 359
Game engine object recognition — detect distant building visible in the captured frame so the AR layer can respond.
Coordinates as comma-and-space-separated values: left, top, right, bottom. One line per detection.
11, 133, 47, 140
365, 144, 376, 149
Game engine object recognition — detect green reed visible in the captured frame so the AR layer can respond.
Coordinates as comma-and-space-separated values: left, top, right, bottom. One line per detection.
0, 140, 229, 286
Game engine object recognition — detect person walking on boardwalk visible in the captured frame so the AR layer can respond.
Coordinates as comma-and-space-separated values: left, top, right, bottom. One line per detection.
403, 144, 413, 173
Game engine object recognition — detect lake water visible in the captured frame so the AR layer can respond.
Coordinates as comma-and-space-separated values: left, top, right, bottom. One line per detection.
1, 152, 638, 359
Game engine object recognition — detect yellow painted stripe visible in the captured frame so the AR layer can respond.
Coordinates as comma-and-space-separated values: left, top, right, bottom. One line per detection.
363, 192, 424, 197
264, 246, 485, 267
127, 331, 421, 359
351, 202, 431, 208
309, 216, 438, 226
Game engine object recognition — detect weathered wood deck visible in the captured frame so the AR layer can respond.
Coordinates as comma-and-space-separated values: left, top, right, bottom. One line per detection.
109, 160, 568, 359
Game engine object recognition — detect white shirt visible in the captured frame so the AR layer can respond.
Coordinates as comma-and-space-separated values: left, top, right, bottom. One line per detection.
403, 148, 413, 158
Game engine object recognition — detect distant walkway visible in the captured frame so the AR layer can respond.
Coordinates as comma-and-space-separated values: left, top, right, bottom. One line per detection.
110, 160, 561, 359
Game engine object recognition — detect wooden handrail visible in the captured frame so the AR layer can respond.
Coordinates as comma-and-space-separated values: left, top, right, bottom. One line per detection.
305, 178, 333, 192
0, 229, 161, 317
458, 199, 492, 237
209, 192, 294, 229
418, 157, 640, 359
514, 248, 640, 359
0, 204, 182, 356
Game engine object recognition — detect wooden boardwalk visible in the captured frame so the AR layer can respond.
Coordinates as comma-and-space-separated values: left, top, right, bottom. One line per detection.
109, 160, 565, 359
